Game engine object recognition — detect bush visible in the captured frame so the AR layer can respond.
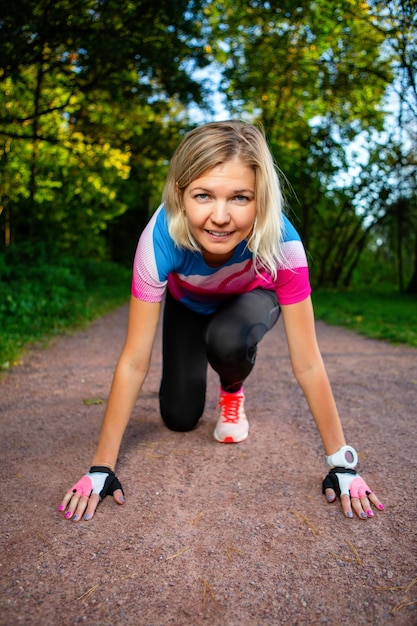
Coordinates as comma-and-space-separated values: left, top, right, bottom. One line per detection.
0, 242, 131, 368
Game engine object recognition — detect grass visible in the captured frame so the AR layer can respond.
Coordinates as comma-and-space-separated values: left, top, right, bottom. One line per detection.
0, 248, 131, 369
312, 289, 417, 347
1, 242, 416, 371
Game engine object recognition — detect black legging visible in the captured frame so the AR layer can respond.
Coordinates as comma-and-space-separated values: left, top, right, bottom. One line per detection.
159, 288, 280, 432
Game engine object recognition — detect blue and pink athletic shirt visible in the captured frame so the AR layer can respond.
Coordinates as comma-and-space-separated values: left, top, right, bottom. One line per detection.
131, 205, 311, 314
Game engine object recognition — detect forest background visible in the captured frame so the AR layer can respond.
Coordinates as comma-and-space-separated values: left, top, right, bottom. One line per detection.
0, 0, 416, 366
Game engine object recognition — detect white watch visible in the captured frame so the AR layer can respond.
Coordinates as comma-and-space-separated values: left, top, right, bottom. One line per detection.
326, 445, 358, 469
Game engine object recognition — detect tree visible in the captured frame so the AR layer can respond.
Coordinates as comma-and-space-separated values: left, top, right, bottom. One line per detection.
364, 0, 417, 291
204, 0, 399, 287
0, 0, 209, 256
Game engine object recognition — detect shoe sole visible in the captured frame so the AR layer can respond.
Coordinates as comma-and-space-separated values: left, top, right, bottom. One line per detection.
213, 429, 248, 444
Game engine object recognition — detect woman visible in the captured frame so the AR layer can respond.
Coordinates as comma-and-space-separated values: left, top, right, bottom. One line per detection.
59, 121, 384, 522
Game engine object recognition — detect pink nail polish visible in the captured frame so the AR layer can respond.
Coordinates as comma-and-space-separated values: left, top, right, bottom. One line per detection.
58, 505, 65, 512
65, 511, 72, 518
366, 509, 374, 517
378, 503, 385, 510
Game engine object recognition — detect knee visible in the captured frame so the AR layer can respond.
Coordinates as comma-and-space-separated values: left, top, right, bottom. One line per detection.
159, 387, 205, 432
206, 326, 252, 366
160, 408, 201, 432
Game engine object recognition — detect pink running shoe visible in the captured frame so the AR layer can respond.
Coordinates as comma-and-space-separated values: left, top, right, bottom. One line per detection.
214, 388, 249, 443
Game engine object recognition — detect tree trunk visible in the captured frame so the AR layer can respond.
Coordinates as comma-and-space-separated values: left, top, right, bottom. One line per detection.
406, 232, 417, 294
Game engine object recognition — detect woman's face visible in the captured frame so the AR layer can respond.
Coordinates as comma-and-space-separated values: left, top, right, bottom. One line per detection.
182, 158, 256, 267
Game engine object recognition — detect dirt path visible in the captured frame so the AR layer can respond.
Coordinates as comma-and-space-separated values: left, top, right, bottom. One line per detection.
1, 304, 416, 625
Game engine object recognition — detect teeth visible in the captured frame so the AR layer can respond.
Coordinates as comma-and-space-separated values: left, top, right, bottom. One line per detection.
208, 231, 229, 237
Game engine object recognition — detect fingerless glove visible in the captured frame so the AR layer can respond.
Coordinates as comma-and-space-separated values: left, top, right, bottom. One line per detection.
70, 466, 124, 500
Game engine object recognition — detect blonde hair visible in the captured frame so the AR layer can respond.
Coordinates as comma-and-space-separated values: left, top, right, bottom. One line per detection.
162, 120, 284, 277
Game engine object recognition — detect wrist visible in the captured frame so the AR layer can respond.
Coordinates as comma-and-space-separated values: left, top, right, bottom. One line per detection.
326, 445, 358, 469
89, 465, 115, 475
91, 460, 115, 472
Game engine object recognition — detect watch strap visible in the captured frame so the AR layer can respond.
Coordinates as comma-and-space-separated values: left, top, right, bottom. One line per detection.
326, 445, 358, 469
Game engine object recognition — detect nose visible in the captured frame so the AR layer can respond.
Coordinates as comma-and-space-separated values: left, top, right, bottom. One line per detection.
211, 200, 230, 225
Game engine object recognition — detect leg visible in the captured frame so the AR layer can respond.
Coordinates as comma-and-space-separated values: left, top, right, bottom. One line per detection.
207, 289, 280, 443
159, 291, 209, 431
205, 289, 280, 391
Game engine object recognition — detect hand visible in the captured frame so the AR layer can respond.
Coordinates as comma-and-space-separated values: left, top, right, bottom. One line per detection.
322, 467, 384, 519
59, 466, 125, 522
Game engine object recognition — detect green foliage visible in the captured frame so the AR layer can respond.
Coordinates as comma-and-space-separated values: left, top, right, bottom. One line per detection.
312, 288, 417, 347
204, 0, 417, 292
0, 0, 209, 256
206, 0, 390, 130
1, 0, 416, 294
0, 242, 131, 368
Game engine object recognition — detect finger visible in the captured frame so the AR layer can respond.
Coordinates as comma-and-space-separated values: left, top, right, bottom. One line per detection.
324, 487, 337, 503
59, 489, 77, 512
350, 496, 368, 520
340, 493, 354, 519
368, 492, 385, 511
60, 492, 81, 519
360, 495, 374, 518
72, 496, 90, 522
113, 488, 125, 505
82, 494, 100, 521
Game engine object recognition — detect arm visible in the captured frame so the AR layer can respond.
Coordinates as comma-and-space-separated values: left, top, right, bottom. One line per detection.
60, 296, 161, 521
280, 296, 345, 456
280, 296, 383, 519
92, 296, 161, 470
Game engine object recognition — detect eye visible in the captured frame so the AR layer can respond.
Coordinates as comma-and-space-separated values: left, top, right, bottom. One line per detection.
233, 195, 251, 203
194, 193, 210, 201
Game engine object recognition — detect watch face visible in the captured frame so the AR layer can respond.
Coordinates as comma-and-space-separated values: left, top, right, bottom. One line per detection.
345, 450, 355, 463
326, 446, 357, 468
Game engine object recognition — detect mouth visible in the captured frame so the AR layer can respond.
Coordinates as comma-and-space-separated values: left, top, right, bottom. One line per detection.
206, 230, 233, 238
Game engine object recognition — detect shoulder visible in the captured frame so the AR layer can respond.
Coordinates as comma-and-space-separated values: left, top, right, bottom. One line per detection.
140, 205, 175, 254
145, 204, 169, 236
281, 214, 302, 243
138, 204, 197, 274
278, 214, 307, 270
